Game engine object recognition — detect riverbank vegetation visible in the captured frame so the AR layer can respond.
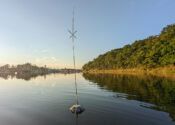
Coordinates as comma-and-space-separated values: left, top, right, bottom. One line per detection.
84, 65, 175, 80
0, 63, 81, 80
0, 63, 59, 75
83, 23, 175, 76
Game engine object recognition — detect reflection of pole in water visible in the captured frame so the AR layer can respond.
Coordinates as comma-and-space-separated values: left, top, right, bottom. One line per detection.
75, 114, 78, 125
69, 9, 84, 114
44, 75, 46, 79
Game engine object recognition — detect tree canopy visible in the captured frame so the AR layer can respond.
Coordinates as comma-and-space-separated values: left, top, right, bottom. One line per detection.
83, 24, 175, 70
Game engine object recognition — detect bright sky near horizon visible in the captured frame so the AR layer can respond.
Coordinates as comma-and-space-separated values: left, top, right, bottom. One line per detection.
0, 0, 175, 68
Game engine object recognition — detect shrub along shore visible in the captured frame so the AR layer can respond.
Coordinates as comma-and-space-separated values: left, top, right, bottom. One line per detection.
83, 65, 175, 81
83, 23, 175, 80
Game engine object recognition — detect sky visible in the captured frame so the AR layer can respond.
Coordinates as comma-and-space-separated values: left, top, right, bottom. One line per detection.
0, 0, 175, 68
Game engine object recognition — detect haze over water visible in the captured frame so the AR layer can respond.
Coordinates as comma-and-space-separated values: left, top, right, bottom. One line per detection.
0, 73, 174, 125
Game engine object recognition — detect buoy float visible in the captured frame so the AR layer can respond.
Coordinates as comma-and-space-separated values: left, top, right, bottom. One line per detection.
70, 104, 84, 114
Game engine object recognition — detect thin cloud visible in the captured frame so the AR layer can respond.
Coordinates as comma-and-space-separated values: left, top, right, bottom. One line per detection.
35, 57, 72, 68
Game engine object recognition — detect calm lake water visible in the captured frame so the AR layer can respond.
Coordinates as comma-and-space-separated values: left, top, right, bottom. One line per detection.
0, 73, 175, 125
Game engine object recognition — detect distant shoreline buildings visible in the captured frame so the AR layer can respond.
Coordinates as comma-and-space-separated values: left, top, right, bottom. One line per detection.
0, 63, 82, 80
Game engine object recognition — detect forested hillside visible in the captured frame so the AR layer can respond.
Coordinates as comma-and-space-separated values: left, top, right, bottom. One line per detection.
83, 24, 175, 70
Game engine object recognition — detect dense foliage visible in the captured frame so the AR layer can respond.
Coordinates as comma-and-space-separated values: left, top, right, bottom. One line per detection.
83, 24, 175, 70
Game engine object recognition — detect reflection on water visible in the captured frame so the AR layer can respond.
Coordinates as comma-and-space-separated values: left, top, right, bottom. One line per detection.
83, 73, 175, 121
0, 72, 73, 81
0, 73, 48, 81
0, 73, 174, 125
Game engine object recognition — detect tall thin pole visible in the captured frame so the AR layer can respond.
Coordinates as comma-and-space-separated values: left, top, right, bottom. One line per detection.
70, 9, 78, 105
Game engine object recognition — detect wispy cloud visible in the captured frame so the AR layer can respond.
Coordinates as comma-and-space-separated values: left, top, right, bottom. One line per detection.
35, 57, 72, 68
33, 49, 50, 54
41, 49, 49, 53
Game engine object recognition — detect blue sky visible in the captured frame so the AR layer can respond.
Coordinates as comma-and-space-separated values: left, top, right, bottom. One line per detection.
0, 0, 175, 68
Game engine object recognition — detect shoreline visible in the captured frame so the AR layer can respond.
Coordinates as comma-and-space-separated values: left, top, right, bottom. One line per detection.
83, 66, 175, 81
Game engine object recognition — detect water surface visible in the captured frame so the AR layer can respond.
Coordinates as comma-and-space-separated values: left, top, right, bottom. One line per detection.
0, 73, 174, 125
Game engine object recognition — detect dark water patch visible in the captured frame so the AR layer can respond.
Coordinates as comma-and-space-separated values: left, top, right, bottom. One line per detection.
83, 73, 175, 121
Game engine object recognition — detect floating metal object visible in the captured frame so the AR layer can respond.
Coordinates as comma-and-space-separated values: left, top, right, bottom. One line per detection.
69, 9, 84, 114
